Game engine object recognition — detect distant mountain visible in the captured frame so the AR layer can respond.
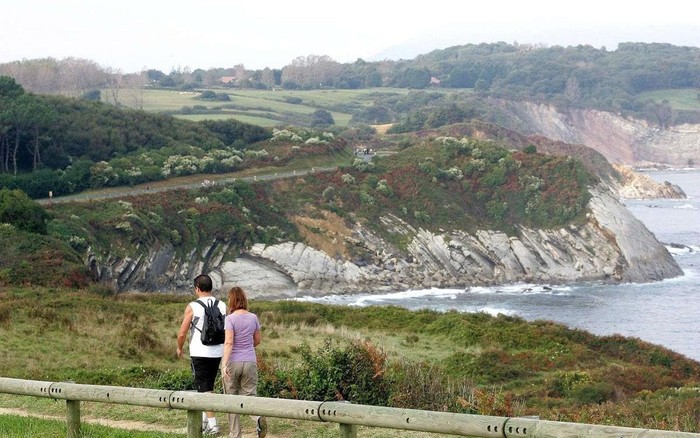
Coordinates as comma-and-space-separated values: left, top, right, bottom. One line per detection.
369, 23, 700, 61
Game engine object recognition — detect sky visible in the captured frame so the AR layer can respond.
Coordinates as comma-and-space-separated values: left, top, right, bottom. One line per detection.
2, 0, 700, 73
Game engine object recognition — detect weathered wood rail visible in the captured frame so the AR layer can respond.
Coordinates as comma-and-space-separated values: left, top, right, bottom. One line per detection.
0, 377, 698, 437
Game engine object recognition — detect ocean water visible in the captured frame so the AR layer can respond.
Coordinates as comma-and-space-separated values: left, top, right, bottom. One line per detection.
297, 170, 700, 362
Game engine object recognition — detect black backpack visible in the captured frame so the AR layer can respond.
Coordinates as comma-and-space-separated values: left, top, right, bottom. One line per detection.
193, 299, 225, 345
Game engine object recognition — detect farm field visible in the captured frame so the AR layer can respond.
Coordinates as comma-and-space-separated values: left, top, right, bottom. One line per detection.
637, 88, 700, 111
116, 88, 415, 127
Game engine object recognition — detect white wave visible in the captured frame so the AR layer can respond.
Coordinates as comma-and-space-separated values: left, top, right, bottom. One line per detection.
292, 288, 463, 307
294, 283, 572, 307
347, 288, 464, 306
624, 268, 698, 289
470, 306, 516, 316
667, 245, 694, 255
674, 203, 697, 210
468, 283, 571, 295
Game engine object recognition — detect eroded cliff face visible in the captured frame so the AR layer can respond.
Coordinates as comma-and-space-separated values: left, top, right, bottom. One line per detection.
91, 184, 682, 298
489, 100, 700, 168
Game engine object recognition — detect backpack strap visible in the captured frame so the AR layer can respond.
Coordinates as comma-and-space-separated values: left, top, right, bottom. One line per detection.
191, 299, 207, 332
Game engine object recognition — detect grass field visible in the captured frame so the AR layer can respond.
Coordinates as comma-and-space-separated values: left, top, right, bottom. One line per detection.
637, 89, 700, 111
118, 88, 412, 128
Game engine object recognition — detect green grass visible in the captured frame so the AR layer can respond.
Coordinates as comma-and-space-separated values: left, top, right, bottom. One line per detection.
175, 113, 281, 126
0, 413, 184, 437
637, 88, 700, 111
120, 88, 412, 128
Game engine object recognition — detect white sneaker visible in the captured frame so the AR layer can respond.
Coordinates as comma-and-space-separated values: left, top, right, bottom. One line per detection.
256, 417, 268, 438
203, 424, 220, 436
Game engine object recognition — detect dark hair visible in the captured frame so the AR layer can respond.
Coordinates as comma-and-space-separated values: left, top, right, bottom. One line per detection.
227, 286, 248, 313
194, 274, 213, 292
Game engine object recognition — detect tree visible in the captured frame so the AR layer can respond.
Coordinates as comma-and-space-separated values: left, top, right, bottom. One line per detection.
0, 76, 24, 99
260, 68, 276, 89
396, 67, 431, 89
310, 109, 335, 127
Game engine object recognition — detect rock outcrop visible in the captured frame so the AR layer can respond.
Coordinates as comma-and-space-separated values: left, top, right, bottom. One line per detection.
92, 183, 682, 299
612, 164, 686, 199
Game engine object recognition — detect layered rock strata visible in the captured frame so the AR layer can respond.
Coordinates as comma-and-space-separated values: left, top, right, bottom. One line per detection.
91, 184, 682, 298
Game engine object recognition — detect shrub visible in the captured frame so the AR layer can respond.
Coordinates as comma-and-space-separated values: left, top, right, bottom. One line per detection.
571, 382, 617, 405
549, 371, 592, 397
261, 338, 390, 406
388, 360, 474, 413
0, 189, 49, 234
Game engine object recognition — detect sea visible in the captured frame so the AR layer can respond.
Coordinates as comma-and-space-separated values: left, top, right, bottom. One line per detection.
297, 169, 700, 362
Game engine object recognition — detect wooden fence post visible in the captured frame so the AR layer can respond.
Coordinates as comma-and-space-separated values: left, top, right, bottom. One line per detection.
187, 409, 203, 438
65, 400, 80, 438
339, 423, 358, 437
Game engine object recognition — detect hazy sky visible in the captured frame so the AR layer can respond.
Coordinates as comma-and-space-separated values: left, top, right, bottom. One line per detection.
2, 0, 700, 73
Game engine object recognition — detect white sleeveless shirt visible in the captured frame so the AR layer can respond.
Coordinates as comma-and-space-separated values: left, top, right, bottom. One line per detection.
188, 296, 227, 358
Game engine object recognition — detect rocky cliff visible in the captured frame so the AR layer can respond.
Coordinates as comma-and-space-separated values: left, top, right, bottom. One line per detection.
612, 164, 686, 199
92, 183, 682, 299
489, 99, 700, 168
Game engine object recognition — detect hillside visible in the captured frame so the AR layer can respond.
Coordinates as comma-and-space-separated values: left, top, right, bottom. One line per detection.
0, 287, 698, 434
0, 123, 681, 296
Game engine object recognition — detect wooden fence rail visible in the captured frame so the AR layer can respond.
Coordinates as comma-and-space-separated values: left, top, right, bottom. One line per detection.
0, 377, 698, 438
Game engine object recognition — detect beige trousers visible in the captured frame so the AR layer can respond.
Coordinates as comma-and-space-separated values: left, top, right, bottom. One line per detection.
223, 361, 260, 438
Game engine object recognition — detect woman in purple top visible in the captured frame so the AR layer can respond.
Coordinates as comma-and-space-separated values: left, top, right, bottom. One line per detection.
221, 286, 267, 438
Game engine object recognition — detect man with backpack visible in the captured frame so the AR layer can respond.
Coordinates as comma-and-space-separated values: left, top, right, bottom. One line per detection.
177, 274, 227, 436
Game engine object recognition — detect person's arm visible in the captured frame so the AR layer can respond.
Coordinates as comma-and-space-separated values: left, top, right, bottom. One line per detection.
176, 304, 193, 358
222, 329, 234, 376
253, 329, 261, 347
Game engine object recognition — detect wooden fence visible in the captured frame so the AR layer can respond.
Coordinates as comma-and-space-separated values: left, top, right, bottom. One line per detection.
0, 377, 698, 438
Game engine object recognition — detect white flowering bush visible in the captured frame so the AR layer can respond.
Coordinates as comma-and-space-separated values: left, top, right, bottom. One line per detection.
440, 167, 463, 180
376, 179, 393, 196
272, 129, 303, 142
115, 221, 132, 232
117, 200, 134, 212
305, 137, 328, 145
435, 136, 459, 145
210, 148, 243, 159
161, 155, 200, 177
520, 174, 544, 193
125, 167, 142, 177
352, 158, 375, 172
341, 173, 355, 184
67, 235, 88, 251
90, 161, 118, 187
245, 149, 269, 159
138, 153, 155, 165
359, 191, 375, 205
221, 155, 243, 167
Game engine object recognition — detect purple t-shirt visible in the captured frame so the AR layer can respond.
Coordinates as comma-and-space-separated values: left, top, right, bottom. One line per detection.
224, 311, 260, 363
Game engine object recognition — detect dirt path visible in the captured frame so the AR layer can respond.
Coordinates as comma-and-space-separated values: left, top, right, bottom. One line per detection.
35, 166, 336, 206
